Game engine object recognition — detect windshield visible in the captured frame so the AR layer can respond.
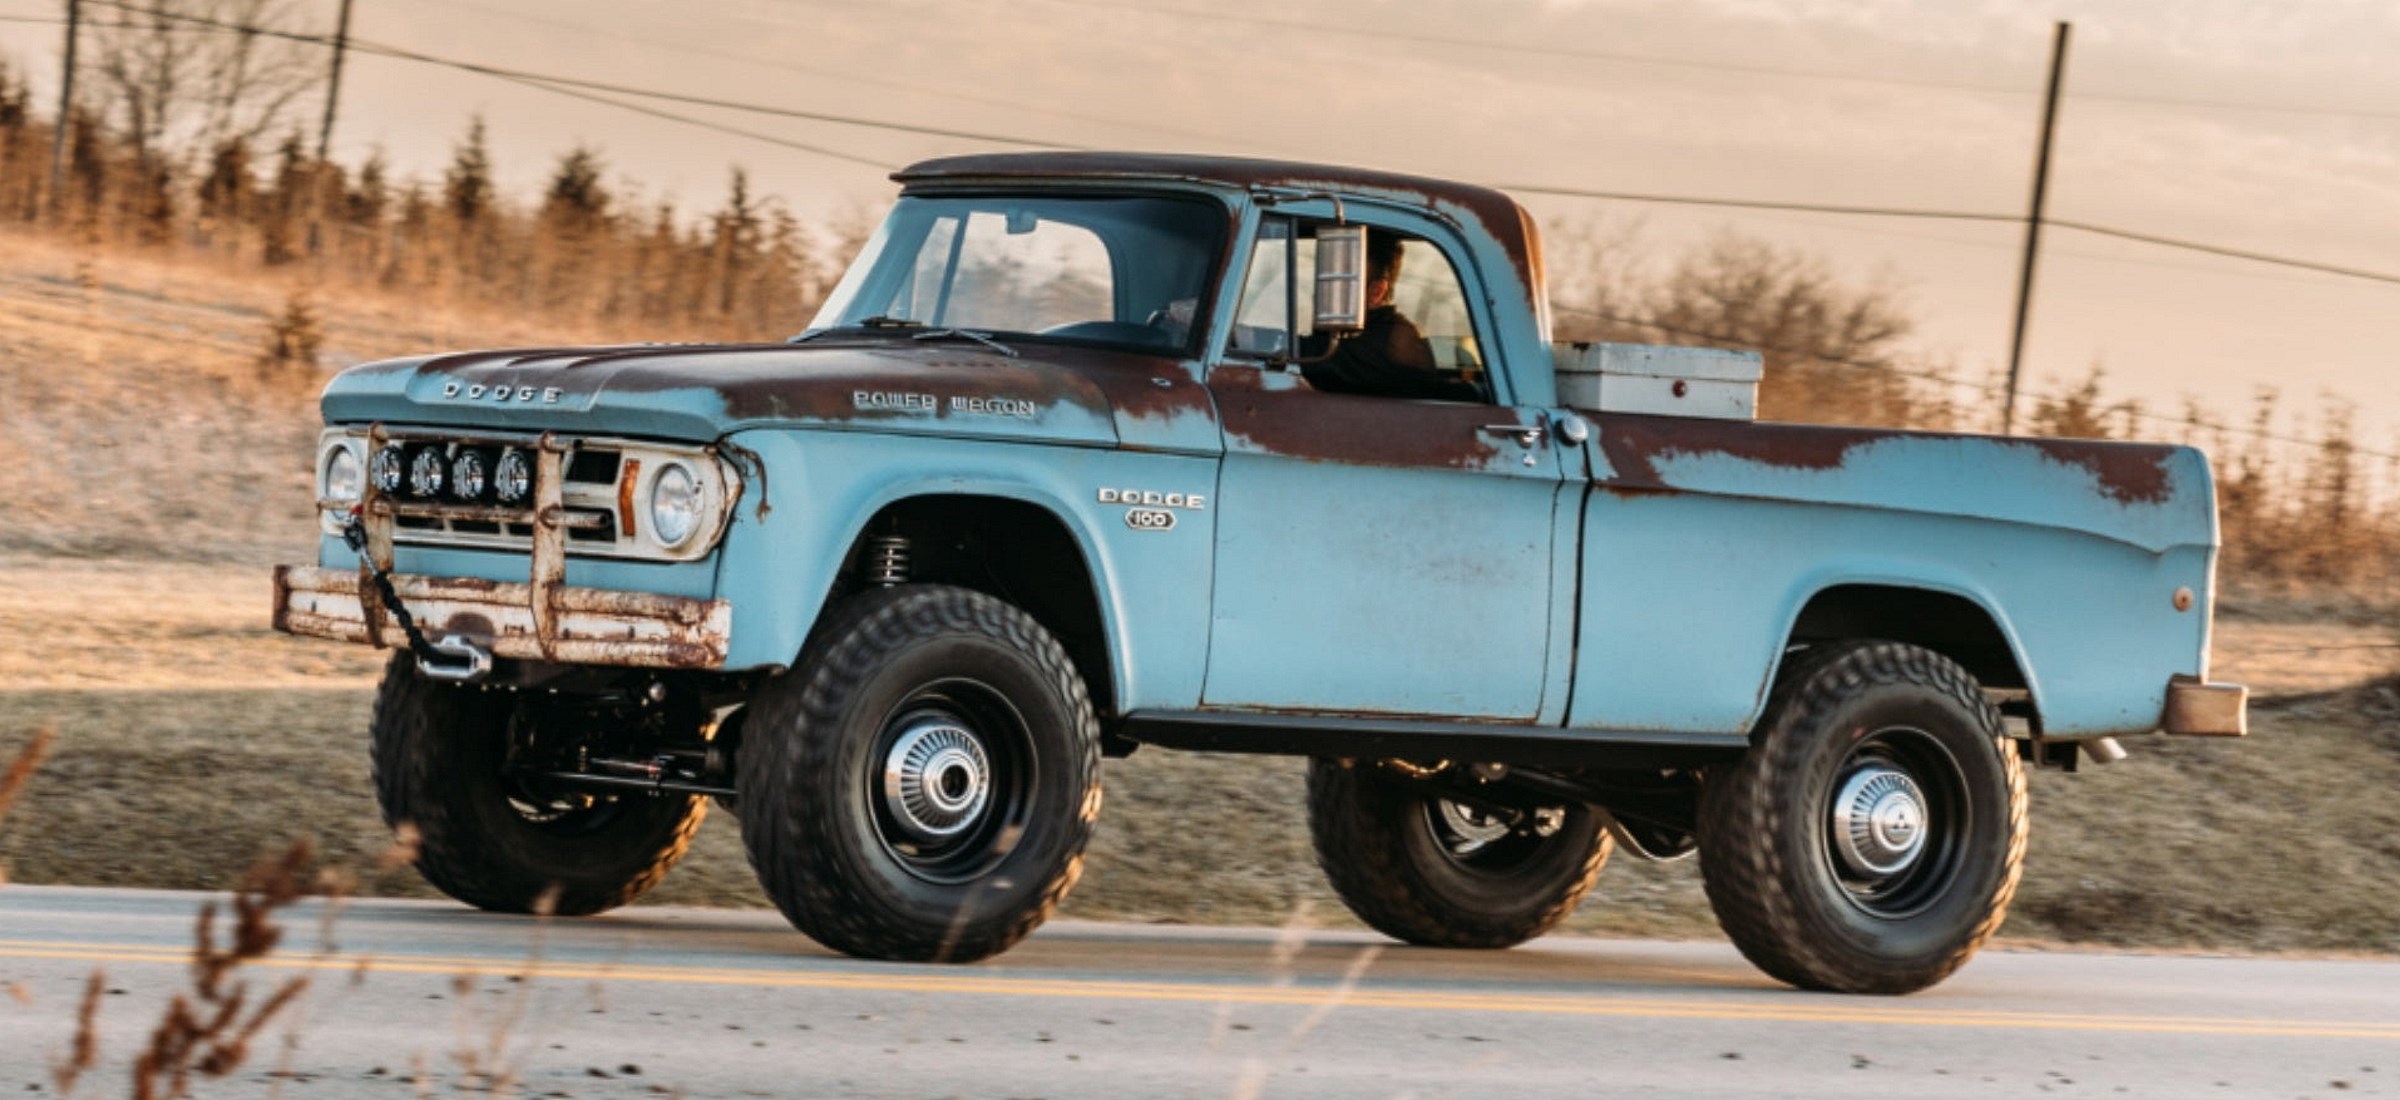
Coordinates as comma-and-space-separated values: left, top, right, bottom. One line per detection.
806, 194, 1226, 353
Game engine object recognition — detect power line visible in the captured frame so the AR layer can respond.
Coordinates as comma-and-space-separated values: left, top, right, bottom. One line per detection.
69, 0, 1080, 159
343, 38, 1080, 151
1042, 0, 2400, 126
474, 69, 899, 172
1516, 187, 2400, 289
2076, 88, 2400, 124
1549, 302, 2002, 397
408, 0, 1258, 152
2050, 219, 2400, 287
1502, 182, 2016, 223
1016, 0, 2032, 97
1547, 301, 2400, 460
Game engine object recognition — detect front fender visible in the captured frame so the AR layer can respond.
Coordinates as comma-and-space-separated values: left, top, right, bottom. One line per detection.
712, 429, 1217, 710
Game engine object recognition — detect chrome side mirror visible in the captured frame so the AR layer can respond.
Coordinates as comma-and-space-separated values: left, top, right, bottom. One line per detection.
1311, 224, 1366, 335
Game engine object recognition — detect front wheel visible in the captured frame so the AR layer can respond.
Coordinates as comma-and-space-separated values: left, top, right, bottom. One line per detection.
736, 585, 1101, 963
369, 655, 708, 916
1698, 641, 2027, 995
1307, 759, 1611, 949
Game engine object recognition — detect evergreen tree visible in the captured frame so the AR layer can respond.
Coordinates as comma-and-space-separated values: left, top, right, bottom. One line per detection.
539, 144, 610, 237
197, 137, 256, 224
346, 150, 389, 229
260, 131, 310, 265
443, 116, 493, 227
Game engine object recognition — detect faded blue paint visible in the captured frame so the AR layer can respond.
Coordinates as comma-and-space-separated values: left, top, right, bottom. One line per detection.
1202, 450, 1566, 721
298, 155, 2227, 750
315, 537, 720, 599
710, 429, 1218, 708
1569, 431, 2218, 736
1590, 428, 2215, 556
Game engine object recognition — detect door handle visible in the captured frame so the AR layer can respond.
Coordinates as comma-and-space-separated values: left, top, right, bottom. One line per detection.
1478, 423, 1547, 449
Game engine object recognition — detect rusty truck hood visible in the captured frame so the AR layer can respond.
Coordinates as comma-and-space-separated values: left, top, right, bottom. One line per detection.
319, 340, 1211, 445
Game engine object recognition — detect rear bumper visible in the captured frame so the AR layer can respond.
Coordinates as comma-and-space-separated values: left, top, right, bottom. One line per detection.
2162, 675, 2247, 737
272, 565, 731, 670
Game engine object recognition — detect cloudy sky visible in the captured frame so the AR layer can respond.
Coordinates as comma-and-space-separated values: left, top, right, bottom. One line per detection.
4, 0, 2395, 458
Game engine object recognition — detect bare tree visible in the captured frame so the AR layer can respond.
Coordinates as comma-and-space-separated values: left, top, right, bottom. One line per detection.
89, 0, 324, 166
1647, 232, 1925, 428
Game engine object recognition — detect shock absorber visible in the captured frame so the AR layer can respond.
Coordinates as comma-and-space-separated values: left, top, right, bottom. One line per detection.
866, 534, 911, 587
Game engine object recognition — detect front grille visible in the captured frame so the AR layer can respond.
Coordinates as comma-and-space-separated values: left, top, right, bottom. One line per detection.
327, 428, 733, 564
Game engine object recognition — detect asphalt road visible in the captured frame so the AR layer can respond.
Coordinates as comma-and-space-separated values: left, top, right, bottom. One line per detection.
0, 886, 2393, 1099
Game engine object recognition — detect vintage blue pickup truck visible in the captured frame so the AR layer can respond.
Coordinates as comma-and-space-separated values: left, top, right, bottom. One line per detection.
274, 152, 2246, 995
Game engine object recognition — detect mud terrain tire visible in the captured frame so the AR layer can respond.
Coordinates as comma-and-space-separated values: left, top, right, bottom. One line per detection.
1307, 759, 1611, 949
369, 654, 708, 916
736, 585, 1101, 963
1698, 641, 2027, 995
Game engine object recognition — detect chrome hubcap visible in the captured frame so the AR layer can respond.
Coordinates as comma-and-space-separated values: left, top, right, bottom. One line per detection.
1830, 765, 1929, 878
881, 715, 992, 843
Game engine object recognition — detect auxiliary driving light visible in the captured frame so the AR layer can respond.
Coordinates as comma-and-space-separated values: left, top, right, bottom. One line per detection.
493, 448, 533, 504
370, 443, 406, 495
451, 448, 490, 501
407, 446, 448, 498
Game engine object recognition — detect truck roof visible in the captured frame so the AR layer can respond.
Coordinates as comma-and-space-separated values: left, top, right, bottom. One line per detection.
896, 151, 1545, 292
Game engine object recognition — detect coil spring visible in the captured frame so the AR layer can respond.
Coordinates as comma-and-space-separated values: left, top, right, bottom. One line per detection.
867, 535, 911, 587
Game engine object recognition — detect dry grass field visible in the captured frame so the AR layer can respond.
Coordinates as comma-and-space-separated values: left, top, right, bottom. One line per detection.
2, 232, 2396, 954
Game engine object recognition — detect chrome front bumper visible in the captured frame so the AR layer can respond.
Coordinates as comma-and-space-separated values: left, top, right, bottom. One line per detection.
272, 565, 732, 670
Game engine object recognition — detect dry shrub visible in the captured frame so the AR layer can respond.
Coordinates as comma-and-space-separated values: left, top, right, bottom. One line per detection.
47, 840, 322, 1100
255, 287, 325, 383
0, 725, 54, 828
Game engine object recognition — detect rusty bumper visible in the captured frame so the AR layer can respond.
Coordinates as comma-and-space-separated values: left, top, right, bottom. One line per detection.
273, 565, 731, 670
2162, 675, 2247, 737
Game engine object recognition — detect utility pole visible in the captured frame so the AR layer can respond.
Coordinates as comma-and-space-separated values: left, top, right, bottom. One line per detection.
315, 0, 355, 161
2001, 20, 2071, 436
46, 0, 81, 221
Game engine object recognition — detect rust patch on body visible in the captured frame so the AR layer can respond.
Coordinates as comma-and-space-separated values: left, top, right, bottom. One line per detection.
1596, 417, 1901, 488
1209, 368, 1504, 470
388, 338, 1217, 437
1594, 414, 2181, 506
2020, 438, 2176, 505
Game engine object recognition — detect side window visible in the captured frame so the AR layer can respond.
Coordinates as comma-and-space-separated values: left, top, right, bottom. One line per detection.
1389, 240, 1482, 375
1224, 218, 1487, 402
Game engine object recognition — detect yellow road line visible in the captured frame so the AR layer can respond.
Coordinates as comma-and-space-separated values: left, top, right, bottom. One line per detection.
3, 941, 2394, 1041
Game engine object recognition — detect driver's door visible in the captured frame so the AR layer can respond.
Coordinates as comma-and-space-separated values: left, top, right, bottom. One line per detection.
1199, 215, 1563, 721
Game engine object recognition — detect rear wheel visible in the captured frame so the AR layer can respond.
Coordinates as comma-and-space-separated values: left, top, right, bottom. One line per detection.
1698, 641, 2027, 995
1307, 759, 1610, 949
736, 585, 1100, 963
369, 655, 707, 916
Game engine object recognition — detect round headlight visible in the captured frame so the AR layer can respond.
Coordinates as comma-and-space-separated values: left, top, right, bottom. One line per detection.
648, 462, 703, 547
451, 449, 490, 501
407, 446, 447, 498
493, 448, 533, 505
323, 441, 365, 504
370, 443, 406, 495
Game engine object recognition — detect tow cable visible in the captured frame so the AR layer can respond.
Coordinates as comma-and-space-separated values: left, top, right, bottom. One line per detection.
341, 509, 493, 683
